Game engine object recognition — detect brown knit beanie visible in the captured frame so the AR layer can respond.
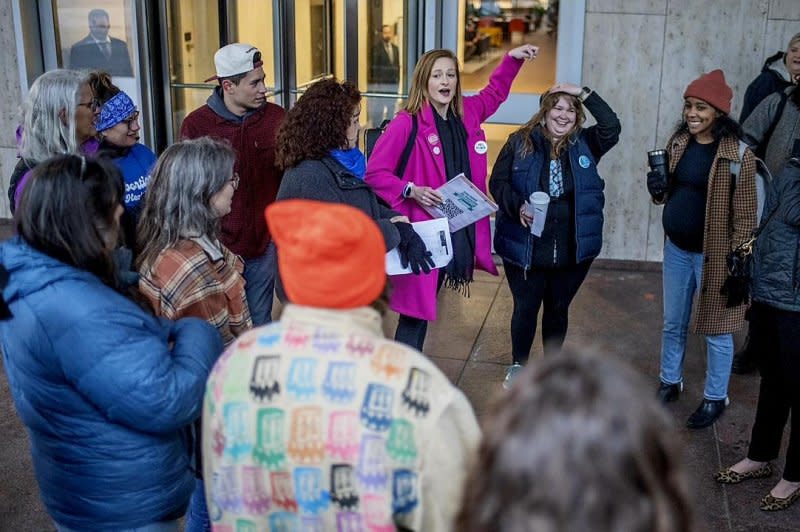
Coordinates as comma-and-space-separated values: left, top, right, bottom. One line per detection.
683, 69, 733, 114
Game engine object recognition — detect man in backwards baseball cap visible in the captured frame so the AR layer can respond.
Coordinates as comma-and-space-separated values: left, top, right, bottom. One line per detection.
204, 43, 264, 82
181, 43, 285, 324
179, 42, 286, 527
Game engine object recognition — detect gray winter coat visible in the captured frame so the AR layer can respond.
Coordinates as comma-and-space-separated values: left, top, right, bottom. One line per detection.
276, 156, 402, 251
742, 87, 799, 176
752, 157, 800, 312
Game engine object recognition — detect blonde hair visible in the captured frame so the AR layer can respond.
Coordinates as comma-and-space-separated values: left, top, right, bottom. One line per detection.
514, 91, 586, 159
404, 49, 463, 117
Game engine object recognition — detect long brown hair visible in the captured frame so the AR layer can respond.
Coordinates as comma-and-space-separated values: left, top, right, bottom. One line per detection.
404, 49, 464, 118
456, 352, 693, 532
16, 155, 123, 286
514, 91, 586, 159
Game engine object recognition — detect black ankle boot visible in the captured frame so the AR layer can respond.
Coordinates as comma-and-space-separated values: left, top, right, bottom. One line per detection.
731, 332, 756, 375
686, 398, 729, 429
656, 381, 682, 404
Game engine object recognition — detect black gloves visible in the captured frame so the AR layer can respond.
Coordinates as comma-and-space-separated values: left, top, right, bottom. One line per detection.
394, 222, 435, 275
647, 170, 668, 201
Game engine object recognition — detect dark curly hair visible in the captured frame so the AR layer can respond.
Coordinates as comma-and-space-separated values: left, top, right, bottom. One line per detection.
276, 78, 361, 169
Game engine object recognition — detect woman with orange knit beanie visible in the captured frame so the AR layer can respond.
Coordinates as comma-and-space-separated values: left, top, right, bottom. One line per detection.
646, 69, 757, 429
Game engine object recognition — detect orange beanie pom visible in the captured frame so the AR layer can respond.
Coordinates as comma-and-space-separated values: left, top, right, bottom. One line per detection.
265, 199, 386, 309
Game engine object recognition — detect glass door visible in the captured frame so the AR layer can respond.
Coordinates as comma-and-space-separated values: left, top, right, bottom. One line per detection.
160, 0, 422, 144
162, 0, 279, 141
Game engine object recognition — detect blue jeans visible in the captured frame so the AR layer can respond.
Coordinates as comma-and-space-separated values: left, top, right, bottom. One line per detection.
243, 242, 277, 326
660, 238, 734, 401
185, 478, 211, 532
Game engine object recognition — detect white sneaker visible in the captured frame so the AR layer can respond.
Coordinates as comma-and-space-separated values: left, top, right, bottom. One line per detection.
503, 363, 524, 390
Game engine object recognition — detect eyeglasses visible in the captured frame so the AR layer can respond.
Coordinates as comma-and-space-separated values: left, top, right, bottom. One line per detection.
123, 111, 140, 129
78, 98, 100, 111
228, 172, 240, 190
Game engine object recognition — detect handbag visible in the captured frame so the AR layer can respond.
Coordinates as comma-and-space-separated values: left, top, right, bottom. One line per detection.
720, 143, 776, 308
720, 235, 756, 308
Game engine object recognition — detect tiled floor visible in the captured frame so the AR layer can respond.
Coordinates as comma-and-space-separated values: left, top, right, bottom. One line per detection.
0, 249, 797, 529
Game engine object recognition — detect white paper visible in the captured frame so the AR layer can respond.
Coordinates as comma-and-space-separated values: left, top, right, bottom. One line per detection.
422, 173, 498, 233
386, 218, 453, 276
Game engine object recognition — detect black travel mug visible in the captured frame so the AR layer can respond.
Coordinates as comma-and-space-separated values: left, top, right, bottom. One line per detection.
648, 149, 669, 176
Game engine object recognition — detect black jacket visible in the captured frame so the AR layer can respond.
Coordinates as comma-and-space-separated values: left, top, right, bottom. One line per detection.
752, 157, 800, 311
276, 156, 402, 251
69, 36, 133, 77
370, 42, 400, 85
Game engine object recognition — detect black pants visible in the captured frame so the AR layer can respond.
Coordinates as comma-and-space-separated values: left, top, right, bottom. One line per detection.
504, 259, 592, 364
394, 271, 446, 351
747, 301, 800, 481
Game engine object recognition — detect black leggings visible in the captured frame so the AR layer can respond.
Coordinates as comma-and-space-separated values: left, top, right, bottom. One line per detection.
504, 259, 592, 364
747, 301, 800, 481
394, 271, 446, 352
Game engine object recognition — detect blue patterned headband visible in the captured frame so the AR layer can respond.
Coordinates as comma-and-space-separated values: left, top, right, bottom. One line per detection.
96, 91, 137, 132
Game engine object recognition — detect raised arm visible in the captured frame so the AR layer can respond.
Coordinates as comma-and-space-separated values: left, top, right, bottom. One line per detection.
465, 44, 537, 122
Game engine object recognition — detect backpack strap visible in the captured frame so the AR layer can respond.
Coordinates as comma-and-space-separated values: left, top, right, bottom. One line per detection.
394, 114, 418, 178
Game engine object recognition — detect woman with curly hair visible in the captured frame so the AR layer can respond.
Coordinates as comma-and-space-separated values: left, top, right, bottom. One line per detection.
456, 353, 693, 532
275, 78, 433, 283
364, 44, 539, 351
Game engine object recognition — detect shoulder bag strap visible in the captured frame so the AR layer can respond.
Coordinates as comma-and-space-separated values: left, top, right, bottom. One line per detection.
394, 114, 418, 178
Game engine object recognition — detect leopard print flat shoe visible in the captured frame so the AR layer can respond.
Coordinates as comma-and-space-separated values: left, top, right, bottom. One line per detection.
714, 463, 772, 484
760, 486, 800, 511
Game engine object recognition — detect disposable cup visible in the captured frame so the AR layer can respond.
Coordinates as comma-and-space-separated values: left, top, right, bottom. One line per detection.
529, 191, 550, 236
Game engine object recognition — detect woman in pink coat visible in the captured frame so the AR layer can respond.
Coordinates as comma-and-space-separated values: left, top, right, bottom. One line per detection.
365, 44, 539, 350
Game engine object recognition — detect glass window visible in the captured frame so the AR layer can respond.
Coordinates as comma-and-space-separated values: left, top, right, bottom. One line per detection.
232, 0, 276, 96
51, 0, 144, 132
295, 0, 334, 88
165, 0, 221, 138
360, 1, 409, 128
459, 0, 557, 94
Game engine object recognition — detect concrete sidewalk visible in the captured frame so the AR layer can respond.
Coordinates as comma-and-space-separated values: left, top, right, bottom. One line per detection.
0, 259, 796, 530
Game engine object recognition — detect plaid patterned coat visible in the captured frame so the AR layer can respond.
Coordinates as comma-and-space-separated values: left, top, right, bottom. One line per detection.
666, 131, 758, 335
139, 238, 252, 346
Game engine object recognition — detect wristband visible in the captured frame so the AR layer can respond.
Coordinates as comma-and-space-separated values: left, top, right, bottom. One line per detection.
578, 86, 593, 102
402, 182, 414, 198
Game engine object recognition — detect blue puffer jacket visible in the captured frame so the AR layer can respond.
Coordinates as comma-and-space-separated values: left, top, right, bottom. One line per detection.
0, 237, 223, 530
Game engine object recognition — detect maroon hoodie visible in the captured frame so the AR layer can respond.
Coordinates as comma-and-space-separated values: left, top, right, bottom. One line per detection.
180, 89, 285, 259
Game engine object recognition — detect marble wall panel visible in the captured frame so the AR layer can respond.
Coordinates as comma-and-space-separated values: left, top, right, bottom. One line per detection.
768, 0, 800, 20
584, 13, 665, 260
0, 0, 22, 149
0, 147, 19, 218
764, 19, 800, 61
656, 0, 768, 147
586, 0, 666, 14
645, 199, 665, 261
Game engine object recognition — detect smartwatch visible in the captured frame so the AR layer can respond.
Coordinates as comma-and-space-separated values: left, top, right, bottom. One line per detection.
578, 86, 593, 102
402, 182, 414, 199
